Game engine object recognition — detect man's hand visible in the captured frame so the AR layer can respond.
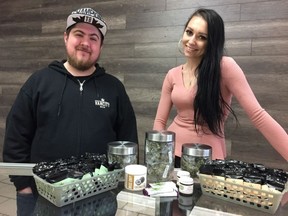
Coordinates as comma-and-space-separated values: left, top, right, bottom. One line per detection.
18, 187, 32, 194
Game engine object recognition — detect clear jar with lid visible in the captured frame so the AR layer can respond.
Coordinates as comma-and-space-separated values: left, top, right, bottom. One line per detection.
145, 130, 175, 182
107, 141, 138, 180
181, 143, 211, 178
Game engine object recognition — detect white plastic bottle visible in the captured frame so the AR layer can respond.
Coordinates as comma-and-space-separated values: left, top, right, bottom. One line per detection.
179, 176, 194, 196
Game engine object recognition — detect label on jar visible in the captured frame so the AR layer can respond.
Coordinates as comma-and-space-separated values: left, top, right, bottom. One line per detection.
125, 173, 146, 191
168, 150, 173, 164
179, 183, 193, 195
162, 165, 170, 178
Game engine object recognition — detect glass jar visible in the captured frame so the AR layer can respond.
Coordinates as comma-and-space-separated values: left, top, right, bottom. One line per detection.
145, 130, 175, 183
181, 143, 212, 178
107, 141, 138, 180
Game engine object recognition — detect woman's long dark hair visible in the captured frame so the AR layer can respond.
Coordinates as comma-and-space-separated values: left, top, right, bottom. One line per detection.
184, 8, 237, 136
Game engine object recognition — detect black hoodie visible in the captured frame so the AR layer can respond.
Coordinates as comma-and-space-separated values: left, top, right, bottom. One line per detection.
3, 60, 138, 191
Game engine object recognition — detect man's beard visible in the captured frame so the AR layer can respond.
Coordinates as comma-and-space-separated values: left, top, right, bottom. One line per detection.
67, 53, 96, 71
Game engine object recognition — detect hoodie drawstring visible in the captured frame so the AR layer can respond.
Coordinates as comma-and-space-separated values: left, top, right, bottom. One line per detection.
57, 74, 68, 116
93, 79, 100, 98
77, 79, 86, 95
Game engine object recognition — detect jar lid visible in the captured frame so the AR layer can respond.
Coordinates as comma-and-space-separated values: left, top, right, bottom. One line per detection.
177, 170, 190, 177
125, 164, 147, 175
179, 176, 194, 184
108, 141, 137, 155
145, 130, 175, 142
182, 143, 212, 157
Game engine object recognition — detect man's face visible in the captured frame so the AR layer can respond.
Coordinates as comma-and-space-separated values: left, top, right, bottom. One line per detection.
64, 23, 102, 71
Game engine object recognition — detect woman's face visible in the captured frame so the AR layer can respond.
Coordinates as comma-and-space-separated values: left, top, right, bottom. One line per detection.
182, 16, 208, 60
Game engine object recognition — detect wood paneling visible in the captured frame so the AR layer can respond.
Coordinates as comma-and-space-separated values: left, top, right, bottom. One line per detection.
126, 5, 241, 29
0, 0, 288, 166
166, 0, 279, 10
100, 58, 177, 74
252, 38, 288, 55
225, 19, 288, 39
234, 56, 288, 74
240, 0, 288, 20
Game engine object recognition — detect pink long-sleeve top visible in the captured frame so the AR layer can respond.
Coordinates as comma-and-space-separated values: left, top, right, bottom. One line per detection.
153, 56, 288, 161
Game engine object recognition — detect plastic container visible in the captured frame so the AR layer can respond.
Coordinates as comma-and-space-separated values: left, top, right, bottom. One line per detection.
33, 169, 123, 207
125, 164, 147, 191
145, 130, 175, 182
181, 143, 211, 178
179, 176, 194, 196
198, 173, 286, 214
176, 170, 190, 187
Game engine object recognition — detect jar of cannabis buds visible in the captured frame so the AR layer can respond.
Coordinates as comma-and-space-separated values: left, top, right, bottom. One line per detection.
108, 141, 138, 180
181, 143, 211, 178
145, 130, 175, 182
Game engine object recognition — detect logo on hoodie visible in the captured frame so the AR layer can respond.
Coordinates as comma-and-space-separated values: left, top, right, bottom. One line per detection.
95, 98, 110, 109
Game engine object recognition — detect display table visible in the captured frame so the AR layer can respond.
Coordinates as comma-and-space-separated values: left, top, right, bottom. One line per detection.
0, 163, 286, 215
31, 181, 288, 216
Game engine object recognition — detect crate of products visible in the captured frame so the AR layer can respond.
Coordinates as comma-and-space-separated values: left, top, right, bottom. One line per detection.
32, 153, 123, 207
198, 159, 288, 214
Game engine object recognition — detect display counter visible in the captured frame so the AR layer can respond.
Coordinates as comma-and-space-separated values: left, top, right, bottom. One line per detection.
30, 182, 288, 216
0, 163, 287, 215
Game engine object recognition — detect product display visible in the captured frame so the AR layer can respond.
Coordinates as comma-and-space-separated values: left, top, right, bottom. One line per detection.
198, 159, 288, 214
33, 153, 121, 183
32, 153, 123, 207
199, 159, 288, 192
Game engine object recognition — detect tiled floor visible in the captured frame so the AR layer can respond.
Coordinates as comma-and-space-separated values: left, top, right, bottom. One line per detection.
0, 174, 16, 216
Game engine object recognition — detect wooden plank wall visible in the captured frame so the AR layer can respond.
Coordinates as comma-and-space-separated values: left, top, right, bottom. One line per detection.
0, 0, 287, 168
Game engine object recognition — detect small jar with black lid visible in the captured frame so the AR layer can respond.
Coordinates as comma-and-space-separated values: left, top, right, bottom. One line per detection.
181, 143, 212, 178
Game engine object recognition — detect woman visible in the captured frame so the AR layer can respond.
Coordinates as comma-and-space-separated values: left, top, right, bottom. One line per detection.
153, 8, 288, 167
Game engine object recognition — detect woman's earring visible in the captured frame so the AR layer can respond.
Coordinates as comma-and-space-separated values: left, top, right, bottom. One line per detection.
178, 38, 184, 55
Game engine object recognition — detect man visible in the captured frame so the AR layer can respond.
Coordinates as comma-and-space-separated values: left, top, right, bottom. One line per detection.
3, 7, 138, 215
